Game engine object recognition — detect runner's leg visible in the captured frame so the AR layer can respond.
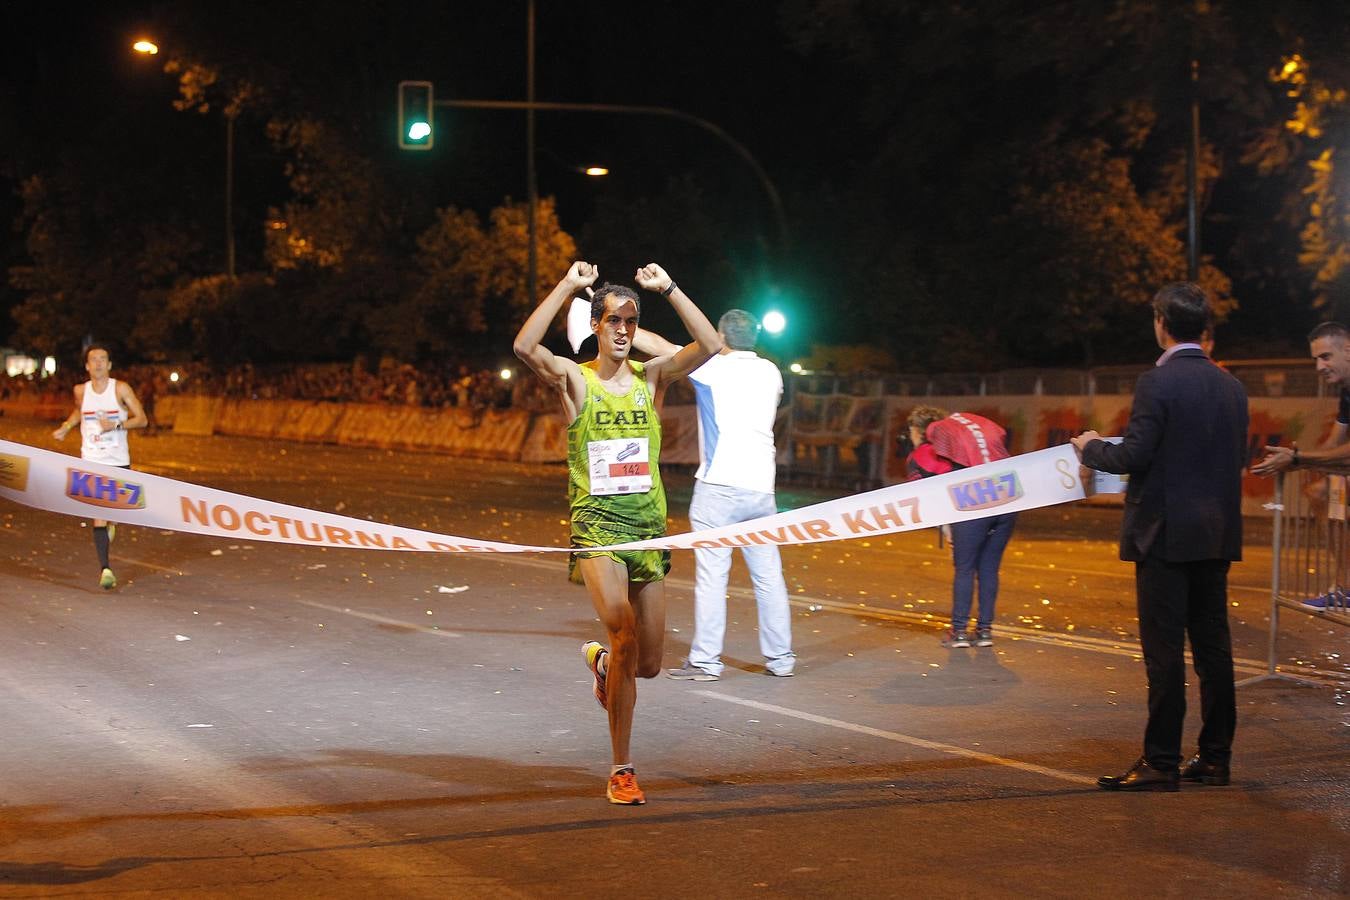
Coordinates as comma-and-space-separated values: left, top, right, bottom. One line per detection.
92, 518, 111, 570
629, 578, 667, 680
579, 555, 639, 765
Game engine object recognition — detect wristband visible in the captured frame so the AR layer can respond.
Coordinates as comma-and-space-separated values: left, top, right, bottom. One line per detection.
1292, 447, 1300, 467
661, 281, 677, 297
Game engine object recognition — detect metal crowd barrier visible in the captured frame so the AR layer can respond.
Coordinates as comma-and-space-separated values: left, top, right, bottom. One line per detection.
1238, 469, 1350, 687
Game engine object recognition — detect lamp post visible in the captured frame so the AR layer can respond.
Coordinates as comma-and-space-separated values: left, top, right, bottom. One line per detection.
1186, 58, 1200, 281
133, 39, 236, 281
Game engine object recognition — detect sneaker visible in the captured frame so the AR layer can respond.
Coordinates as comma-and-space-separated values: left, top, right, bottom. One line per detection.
606, 768, 646, 805
941, 629, 971, 648
765, 665, 795, 677
99, 568, 117, 590
1303, 591, 1342, 609
666, 662, 719, 681
975, 629, 994, 647
582, 641, 608, 710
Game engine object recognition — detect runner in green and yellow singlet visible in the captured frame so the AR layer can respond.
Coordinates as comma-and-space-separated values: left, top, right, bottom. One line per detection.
514, 260, 720, 805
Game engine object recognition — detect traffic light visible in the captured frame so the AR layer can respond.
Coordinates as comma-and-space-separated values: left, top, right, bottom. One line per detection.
397, 80, 434, 150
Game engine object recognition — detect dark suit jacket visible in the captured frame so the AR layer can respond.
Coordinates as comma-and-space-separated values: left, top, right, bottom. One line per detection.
1082, 348, 1248, 562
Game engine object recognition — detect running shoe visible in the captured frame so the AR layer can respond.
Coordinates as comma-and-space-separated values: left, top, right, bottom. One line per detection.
666, 661, 718, 681
606, 768, 646, 805
941, 629, 971, 648
582, 641, 608, 710
1302, 591, 1343, 610
975, 629, 994, 647
99, 568, 117, 590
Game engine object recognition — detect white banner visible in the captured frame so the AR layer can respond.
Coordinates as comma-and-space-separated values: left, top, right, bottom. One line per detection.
0, 438, 1090, 554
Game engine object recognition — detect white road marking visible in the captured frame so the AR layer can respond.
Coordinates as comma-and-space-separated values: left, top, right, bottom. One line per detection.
487, 556, 1350, 682
697, 691, 1097, 786
291, 600, 463, 638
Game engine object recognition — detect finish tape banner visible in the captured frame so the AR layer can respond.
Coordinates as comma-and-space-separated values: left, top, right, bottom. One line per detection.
0, 438, 1091, 554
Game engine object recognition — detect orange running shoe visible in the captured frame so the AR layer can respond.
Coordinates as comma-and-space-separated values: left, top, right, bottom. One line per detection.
607, 768, 645, 805
582, 641, 608, 710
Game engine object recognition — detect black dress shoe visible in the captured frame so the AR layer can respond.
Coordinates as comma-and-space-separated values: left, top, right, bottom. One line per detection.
1097, 757, 1180, 792
1180, 754, 1231, 786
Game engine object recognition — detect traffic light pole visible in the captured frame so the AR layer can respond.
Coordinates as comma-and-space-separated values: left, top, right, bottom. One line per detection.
433, 97, 790, 258
525, 0, 538, 314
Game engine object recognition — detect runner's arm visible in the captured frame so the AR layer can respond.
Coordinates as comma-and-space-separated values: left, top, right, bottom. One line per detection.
51, 385, 83, 441
633, 264, 720, 385
630, 329, 686, 359
513, 262, 598, 403
115, 381, 149, 430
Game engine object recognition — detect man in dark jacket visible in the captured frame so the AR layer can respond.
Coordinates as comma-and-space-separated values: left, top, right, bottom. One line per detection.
1071, 282, 1249, 792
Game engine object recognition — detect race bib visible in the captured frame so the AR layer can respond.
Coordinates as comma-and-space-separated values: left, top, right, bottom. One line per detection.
83, 417, 120, 449
587, 437, 652, 496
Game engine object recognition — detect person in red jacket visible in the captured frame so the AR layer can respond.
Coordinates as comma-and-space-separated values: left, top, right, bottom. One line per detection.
906, 406, 1017, 649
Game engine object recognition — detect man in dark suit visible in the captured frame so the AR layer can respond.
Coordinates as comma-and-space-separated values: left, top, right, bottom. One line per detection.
1071, 282, 1249, 792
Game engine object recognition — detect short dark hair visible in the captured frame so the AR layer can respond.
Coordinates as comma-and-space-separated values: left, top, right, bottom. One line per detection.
1152, 282, 1211, 343
1307, 322, 1350, 344
590, 283, 640, 322
84, 343, 111, 364
718, 309, 760, 350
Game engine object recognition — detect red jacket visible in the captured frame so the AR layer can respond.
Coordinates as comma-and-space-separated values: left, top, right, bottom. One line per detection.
906, 443, 955, 481
926, 413, 1010, 468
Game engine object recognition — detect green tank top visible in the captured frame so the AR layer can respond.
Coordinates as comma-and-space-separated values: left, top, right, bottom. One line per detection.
567, 360, 666, 539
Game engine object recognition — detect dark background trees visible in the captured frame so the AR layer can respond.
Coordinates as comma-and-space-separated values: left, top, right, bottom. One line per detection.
2, 1, 1348, 372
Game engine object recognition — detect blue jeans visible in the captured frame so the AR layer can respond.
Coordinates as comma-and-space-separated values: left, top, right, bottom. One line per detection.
949, 513, 1018, 633
687, 480, 795, 676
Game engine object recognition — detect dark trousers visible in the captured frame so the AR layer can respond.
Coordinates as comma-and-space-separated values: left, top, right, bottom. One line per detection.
949, 512, 1018, 632
1134, 555, 1237, 769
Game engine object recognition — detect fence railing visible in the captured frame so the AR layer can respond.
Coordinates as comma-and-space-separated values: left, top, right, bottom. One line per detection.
1238, 469, 1350, 687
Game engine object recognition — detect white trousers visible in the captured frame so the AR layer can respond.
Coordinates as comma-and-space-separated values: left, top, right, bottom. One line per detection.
687, 480, 795, 676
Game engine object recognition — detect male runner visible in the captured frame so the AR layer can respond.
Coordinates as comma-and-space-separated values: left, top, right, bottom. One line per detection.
514, 261, 720, 804
52, 344, 148, 589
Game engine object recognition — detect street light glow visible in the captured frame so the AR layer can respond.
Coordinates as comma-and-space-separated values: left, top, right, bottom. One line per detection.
585, 166, 609, 176
407, 121, 432, 141
499, 368, 513, 381
132, 40, 159, 55
762, 310, 786, 335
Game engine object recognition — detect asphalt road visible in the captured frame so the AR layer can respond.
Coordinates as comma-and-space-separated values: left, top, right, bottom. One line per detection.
0, 418, 1345, 898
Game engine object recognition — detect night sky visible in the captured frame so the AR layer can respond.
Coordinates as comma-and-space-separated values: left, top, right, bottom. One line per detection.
3, 2, 1349, 369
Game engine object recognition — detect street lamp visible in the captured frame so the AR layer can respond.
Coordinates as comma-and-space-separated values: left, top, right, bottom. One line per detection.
132, 39, 237, 280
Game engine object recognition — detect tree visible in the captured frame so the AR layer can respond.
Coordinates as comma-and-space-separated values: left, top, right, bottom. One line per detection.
8, 173, 201, 359
779, 0, 1350, 364
1006, 139, 1233, 363
367, 197, 577, 359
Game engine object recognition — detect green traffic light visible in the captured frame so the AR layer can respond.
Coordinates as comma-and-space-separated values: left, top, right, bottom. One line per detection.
397, 80, 434, 151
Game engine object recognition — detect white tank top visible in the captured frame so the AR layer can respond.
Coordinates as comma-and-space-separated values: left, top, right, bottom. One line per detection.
80, 378, 130, 466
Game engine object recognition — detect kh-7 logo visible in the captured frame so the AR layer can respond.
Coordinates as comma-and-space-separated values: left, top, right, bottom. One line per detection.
66, 468, 147, 510
947, 471, 1022, 511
